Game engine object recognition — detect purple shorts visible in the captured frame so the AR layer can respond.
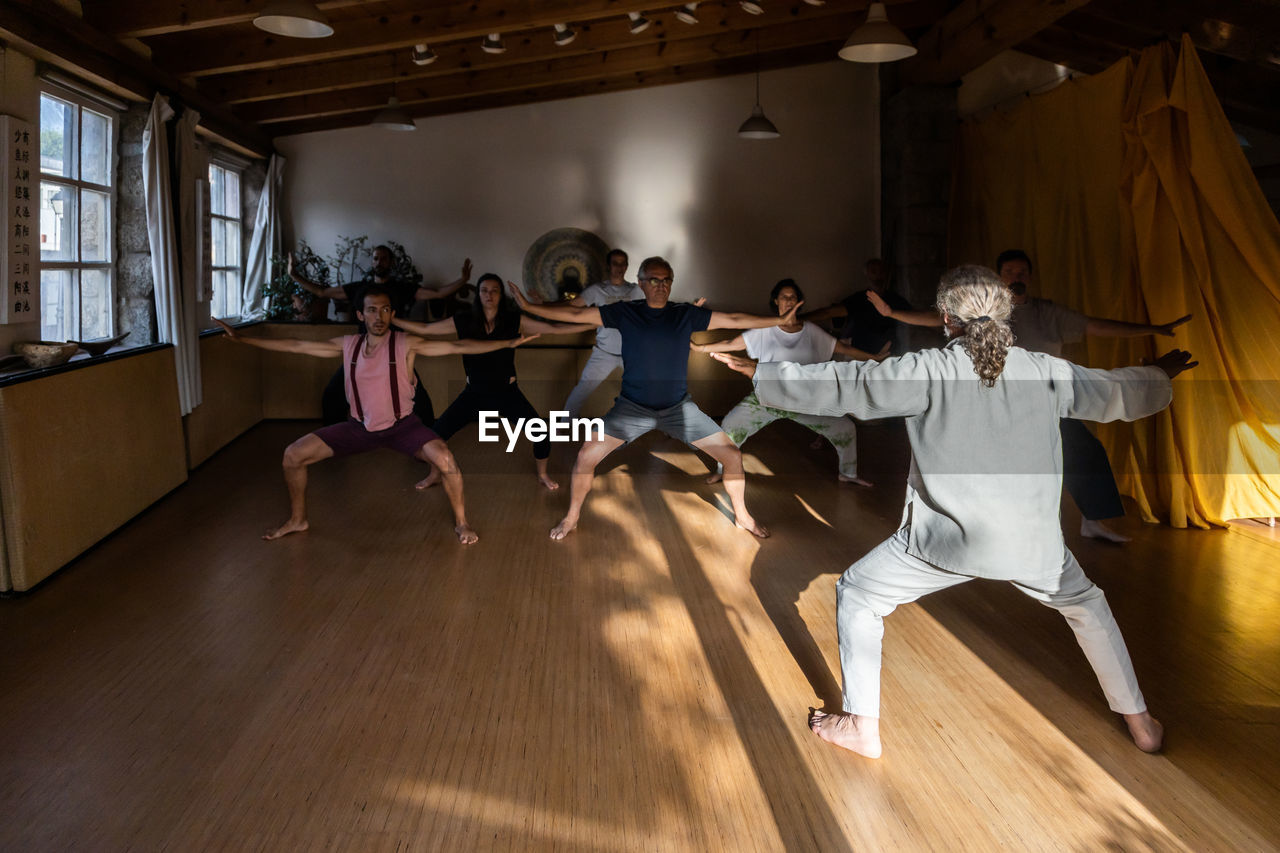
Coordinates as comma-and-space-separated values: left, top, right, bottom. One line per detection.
313, 416, 440, 459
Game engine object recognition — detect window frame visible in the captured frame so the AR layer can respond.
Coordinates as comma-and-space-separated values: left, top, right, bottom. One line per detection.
208, 159, 245, 321
38, 83, 119, 343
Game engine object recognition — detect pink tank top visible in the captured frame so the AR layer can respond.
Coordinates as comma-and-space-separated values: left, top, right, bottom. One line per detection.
342, 331, 417, 431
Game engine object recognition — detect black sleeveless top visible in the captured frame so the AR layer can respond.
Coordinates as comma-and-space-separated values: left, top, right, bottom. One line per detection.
454, 309, 520, 386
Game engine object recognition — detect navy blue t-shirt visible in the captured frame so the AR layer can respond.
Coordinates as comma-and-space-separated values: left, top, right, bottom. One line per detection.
599, 300, 713, 409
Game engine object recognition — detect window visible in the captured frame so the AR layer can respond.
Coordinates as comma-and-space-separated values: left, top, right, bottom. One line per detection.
209, 162, 242, 319
39, 89, 116, 342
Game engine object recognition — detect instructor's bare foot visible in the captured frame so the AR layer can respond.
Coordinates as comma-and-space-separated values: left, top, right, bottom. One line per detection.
809, 709, 881, 758
808, 706, 880, 753
1123, 711, 1164, 753
538, 473, 561, 491
415, 469, 441, 490
705, 471, 724, 485
263, 518, 308, 540
1081, 519, 1130, 543
839, 474, 873, 487
454, 524, 479, 545
734, 513, 770, 539
550, 516, 578, 540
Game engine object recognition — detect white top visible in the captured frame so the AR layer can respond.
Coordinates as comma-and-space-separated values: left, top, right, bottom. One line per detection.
743, 322, 836, 365
755, 340, 1171, 582
578, 280, 644, 355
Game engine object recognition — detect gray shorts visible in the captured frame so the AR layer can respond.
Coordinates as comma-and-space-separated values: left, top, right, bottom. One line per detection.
602, 394, 722, 445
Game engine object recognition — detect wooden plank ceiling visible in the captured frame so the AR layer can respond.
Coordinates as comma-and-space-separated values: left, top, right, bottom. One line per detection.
5, 0, 1279, 149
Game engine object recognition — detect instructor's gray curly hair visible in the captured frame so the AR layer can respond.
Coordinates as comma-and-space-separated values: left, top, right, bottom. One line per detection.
935, 265, 1014, 387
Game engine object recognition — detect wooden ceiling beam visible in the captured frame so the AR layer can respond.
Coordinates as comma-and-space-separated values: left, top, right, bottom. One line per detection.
0, 0, 272, 156
1082, 0, 1280, 66
239, 17, 847, 124
265, 42, 835, 137
148, 0, 697, 77
200, 3, 869, 105
901, 0, 1095, 86
81, 0, 369, 39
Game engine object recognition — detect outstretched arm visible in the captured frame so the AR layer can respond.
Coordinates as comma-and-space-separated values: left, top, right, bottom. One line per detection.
690, 334, 746, 354
507, 280, 602, 326
213, 317, 344, 357
800, 303, 848, 323
416, 258, 472, 300
1085, 313, 1191, 338
1065, 349, 1196, 423
519, 317, 597, 336
835, 340, 891, 361
288, 252, 345, 300
391, 316, 459, 337
866, 290, 942, 328
409, 333, 540, 357
708, 301, 802, 330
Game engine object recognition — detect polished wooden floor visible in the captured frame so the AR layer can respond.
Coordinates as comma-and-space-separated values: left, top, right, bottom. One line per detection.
1, 419, 1277, 851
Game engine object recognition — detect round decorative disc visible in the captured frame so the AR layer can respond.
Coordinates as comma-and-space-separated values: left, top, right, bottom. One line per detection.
522, 227, 611, 302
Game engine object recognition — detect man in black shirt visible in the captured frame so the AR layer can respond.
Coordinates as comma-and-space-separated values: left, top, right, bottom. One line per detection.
289, 244, 472, 425
803, 258, 911, 355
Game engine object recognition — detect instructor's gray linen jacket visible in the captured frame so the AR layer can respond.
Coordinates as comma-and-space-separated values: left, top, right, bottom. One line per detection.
753, 339, 1172, 583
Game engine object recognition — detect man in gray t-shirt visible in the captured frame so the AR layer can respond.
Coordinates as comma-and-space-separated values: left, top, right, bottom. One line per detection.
560, 249, 644, 417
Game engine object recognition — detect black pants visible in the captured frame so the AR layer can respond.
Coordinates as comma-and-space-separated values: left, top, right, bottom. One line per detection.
433, 381, 551, 460
322, 366, 434, 427
1061, 418, 1124, 521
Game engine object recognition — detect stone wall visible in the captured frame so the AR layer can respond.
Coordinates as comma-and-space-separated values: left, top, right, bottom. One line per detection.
116, 100, 154, 346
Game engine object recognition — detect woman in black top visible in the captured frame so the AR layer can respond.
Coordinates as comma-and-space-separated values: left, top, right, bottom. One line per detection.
394, 273, 594, 490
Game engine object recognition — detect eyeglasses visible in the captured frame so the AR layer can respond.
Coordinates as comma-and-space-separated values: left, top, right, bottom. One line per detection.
642, 276, 673, 286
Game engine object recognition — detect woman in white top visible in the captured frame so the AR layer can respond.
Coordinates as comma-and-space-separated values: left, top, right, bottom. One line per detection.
693, 279, 888, 485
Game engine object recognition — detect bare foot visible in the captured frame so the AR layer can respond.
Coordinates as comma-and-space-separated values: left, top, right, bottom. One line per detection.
538, 474, 561, 491
454, 524, 479, 545
550, 516, 578, 540
809, 709, 881, 758
705, 471, 724, 485
734, 513, 770, 539
1081, 518, 1130, 543
415, 469, 441, 490
1123, 711, 1164, 753
263, 518, 308, 540
839, 474, 873, 487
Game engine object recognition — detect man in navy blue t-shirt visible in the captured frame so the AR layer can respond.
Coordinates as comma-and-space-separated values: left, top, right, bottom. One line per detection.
509, 256, 799, 540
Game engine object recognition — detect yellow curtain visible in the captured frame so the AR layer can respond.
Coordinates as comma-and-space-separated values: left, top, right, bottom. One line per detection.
950, 36, 1280, 527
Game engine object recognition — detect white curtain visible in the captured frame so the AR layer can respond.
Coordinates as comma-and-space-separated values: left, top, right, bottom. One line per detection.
242, 154, 284, 319
143, 93, 201, 415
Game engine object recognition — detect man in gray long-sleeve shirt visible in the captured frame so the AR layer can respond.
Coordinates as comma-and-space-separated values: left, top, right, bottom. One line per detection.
712, 265, 1195, 759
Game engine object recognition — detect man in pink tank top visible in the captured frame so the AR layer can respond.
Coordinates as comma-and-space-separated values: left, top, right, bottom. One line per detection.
214, 285, 535, 544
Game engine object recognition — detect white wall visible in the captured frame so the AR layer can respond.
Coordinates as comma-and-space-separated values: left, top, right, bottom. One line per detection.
276, 61, 880, 312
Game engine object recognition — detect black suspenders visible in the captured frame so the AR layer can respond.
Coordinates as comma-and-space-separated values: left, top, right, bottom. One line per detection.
349, 331, 402, 424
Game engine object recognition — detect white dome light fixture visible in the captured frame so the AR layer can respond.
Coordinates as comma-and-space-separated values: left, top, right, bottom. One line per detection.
371, 96, 415, 131
674, 3, 700, 25
740, 1, 765, 15
253, 0, 333, 38
411, 44, 437, 65
480, 33, 506, 54
738, 33, 779, 139
838, 2, 917, 63
628, 12, 651, 34
553, 23, 577, 46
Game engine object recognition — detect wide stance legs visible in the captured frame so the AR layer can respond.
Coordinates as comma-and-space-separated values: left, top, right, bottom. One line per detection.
816, 528, 1160, 757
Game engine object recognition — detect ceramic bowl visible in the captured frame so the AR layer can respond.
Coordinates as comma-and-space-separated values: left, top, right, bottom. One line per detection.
14, 340, 79, 369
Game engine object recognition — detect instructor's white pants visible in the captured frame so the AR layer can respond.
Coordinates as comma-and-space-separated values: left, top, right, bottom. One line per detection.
837, 528, 1146, 718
